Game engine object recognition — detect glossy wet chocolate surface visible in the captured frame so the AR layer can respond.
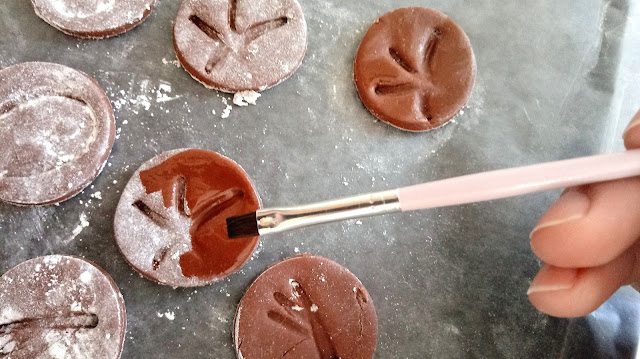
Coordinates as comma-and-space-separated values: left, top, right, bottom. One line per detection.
114, 149, 260, 287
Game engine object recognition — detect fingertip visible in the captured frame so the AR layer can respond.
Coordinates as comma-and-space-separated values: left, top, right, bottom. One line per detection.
623, 110, 640, 149
530, 178, 640, 268
527, 265, 577, 295
529, 189, 589, 241
528, 285, 596, 318
527, 266, 592, 318
528, 253, 635, 318
529, 188, 595, 267
530, 224, 606, 267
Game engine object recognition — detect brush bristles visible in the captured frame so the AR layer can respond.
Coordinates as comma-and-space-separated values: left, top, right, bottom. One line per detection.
226, 212, 259, 239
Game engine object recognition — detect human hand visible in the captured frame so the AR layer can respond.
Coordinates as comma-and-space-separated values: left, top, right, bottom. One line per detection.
528, 110, 640, 317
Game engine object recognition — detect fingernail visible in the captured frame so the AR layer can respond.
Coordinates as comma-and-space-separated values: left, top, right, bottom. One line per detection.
623, 110, 640, 138
529, 189, 590, 239
527, 265, 578, 295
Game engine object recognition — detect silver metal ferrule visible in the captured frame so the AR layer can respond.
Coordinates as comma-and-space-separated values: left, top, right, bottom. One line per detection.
255, 189, 401, 236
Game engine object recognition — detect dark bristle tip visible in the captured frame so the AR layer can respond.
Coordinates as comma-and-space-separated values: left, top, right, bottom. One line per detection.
226, 212, 259, 239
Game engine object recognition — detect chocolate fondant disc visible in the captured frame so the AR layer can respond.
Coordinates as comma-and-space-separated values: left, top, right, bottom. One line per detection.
234, 254, 378, 359
0, 255, 127, 358
354, 7, 476, 132
0, 62, 115, 205
173, 0, 308, 92
114, 149, 261, 287
31, 0, 156, 38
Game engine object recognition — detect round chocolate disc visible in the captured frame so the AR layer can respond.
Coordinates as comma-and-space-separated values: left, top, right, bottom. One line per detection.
0, 255, 126, 358
114, 149, 261, 287
173, 0, 308, 93
354, 7, 476, 132
31, 0, 156, 38
0, 62, 115, 205
234, 254, 378, 359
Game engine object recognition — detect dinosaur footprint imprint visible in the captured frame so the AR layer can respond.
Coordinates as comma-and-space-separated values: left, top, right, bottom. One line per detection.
133, 173, 244, 271
374, 30, 441, 121
132, 175, 189, 271
268, 280, 339, 359
189, 0, 291, 73
355, 8, 476, 131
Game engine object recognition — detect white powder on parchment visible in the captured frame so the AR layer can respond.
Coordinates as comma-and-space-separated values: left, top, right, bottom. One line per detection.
100, 74, 185, 115
221, 106, 232, 119
71, 212, 90, 238
157, 311, 176, 320
156, 83, 182, 103
161, 57, 181, 68
221, 97, 232, 118
232, 91, 261, 106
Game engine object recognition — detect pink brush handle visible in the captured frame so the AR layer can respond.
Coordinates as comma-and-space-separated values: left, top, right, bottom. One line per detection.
398, 150, 640, 212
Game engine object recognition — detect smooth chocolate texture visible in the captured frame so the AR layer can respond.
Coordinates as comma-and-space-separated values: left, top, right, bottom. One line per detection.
114, 149, 261, 287
354, 7, 476, 132
0, 62, 115, 205
234, 254, 378, 359
31, 0, 156, 38
173, 0, 307, 93
0, 255, 126, 358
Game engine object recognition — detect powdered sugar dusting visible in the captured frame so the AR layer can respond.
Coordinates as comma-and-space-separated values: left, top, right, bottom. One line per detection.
113, 150, 206, 287
0, 307, 23, 325
49, 0, 116, 19
0, 62, 114, 205
173, 0, 307, 92
113, 149, 261, 287
47, 337, 69, 359
79, 271, 92, 284
32, 0, 156, 38
0, 256, 126, 358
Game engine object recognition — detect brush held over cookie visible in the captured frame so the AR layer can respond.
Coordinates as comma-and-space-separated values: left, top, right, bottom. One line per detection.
226, 150, 640, 238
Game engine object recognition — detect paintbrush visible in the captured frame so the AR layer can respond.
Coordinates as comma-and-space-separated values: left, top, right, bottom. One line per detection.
226, 150, 640, 239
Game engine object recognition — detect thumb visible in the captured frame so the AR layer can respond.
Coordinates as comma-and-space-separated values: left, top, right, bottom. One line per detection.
623, 110, 640, 149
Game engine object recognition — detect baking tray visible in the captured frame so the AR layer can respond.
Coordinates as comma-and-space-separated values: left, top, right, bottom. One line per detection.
1, 0, 640, 357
